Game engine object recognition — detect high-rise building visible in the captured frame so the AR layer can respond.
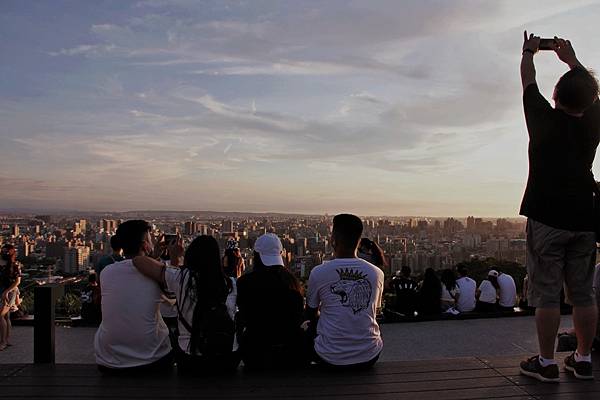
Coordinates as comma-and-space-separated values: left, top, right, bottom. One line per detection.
11, 225, 19, 237
222, 220, 234, 233
64, 246, 90, 274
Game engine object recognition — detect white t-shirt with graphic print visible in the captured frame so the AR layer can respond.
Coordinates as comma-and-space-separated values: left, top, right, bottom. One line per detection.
307, 257, 384, 366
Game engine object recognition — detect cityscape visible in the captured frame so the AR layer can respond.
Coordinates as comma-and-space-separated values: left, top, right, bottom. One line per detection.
0, 210, 528, 295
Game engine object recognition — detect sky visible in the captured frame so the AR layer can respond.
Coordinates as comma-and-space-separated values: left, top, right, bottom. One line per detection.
2, 0, 600, 216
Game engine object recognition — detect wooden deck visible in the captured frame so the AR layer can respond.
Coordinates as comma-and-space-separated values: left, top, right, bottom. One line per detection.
1, 354, 598, 399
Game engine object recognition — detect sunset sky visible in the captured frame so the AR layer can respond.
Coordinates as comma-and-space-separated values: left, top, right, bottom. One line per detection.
2, 0, 600, 216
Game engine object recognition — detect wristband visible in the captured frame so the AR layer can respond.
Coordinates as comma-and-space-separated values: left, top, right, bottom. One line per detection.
522, 49, 535, 55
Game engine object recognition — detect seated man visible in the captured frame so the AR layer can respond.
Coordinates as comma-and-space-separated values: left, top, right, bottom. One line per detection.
236, 233, 307, 370
94, 220, 172, 373
391, 266, 418, 316
455, 265, 476, 313
306, 214, 384, 369
496, 270, 517, 312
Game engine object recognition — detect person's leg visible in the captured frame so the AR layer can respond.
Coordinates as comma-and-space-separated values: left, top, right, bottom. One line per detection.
573, 305, 598, 355
564, 231, 597, 358
5, 313, 11, 345
536, 308, 562, 359
0, 306, 10, 349
526, 220, 567, 361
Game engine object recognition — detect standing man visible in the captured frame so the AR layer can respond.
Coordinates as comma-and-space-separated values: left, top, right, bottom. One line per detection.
519, 31, 600, 382
306, 214, 384, 369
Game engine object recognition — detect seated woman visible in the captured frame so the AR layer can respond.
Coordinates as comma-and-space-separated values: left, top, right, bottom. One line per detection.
133, 235, 239, 374
417, 268, 442, 316
236, 233, 308, 370
476, 270, 499, 312
440, 269, 460, 313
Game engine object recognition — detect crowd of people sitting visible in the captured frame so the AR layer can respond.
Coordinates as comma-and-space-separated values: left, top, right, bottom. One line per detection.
388, 265, 518, 317
93, 214, 384, 374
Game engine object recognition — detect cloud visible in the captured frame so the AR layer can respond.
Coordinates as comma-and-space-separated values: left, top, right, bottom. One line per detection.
48, 44, 117, 56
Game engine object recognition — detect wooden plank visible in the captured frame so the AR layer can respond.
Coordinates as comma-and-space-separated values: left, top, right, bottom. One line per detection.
0, 376, 519, 398
0, 385, 532, 400
4, 368, 501, 388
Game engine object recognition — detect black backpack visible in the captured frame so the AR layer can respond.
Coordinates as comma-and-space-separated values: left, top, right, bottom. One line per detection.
176, 274, 235, 358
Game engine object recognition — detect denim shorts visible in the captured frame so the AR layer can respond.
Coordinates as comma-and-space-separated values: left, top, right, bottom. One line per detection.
526, 219, 596, 308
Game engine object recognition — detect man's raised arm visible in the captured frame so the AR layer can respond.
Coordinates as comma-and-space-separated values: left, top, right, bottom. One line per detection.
521, 31, 540, 90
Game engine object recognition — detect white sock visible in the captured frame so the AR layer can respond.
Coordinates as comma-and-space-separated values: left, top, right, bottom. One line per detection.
575, 351, 592, 363
539, 356, 556, 367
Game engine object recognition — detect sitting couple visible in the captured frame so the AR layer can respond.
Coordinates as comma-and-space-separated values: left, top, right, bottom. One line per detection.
94, 214, 384, 374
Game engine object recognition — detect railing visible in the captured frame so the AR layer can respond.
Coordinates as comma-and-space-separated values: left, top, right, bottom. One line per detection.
33, 284, 64, 363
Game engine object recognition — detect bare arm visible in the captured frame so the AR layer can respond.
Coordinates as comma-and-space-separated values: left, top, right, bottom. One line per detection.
553, 37, 584, 70
132, 255, 166, 284
521, 31, 539, 90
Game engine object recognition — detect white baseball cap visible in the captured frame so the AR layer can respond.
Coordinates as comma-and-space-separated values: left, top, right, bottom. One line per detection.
254, 233, 284, 266
488, 269, 499, 278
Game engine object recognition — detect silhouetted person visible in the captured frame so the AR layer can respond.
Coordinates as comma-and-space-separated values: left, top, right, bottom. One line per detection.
519, 32, 600, 382
440, 269, 460, 313
418, 268, 442, 316
96, 235, 124, 277
236, 234, 307, 370
391, 266, 418, 316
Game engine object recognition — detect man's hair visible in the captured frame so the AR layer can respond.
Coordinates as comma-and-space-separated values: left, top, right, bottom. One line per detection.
554, 67, 599, 113
332, 214, 363, 250
115, 220, 152, 256
109, 235, 122, 252
457, 264, 468, 277
401, 266, 411, 277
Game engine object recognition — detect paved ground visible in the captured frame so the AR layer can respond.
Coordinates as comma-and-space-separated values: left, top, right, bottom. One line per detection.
0, 316, 574, 364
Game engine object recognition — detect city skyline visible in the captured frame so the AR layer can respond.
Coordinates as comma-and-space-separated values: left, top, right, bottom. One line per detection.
2, 1, 600, 215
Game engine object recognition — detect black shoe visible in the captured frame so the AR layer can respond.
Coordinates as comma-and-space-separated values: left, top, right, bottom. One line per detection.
564, 352, 594, 380
519, 355, 560, 383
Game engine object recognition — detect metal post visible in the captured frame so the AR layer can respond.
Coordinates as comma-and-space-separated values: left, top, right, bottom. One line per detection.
33, 285, 63, 364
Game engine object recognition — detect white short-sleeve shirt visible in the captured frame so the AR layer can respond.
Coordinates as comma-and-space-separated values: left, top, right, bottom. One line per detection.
94, 259, 171, 368
478, 280, 497, 304
456, 277, 476, 312
497, 273, 517, 308
307, 257, 384, 366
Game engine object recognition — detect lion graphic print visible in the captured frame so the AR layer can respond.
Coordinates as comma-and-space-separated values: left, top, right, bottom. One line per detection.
330, 268, 373, 314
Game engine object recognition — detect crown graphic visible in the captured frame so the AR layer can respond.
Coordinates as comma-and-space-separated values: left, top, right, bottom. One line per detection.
336, 268, 367, 281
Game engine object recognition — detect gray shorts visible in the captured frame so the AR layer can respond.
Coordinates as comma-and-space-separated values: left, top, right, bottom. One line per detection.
526, 219, 596, 308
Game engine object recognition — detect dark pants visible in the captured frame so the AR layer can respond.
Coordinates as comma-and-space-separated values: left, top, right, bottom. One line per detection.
97, 352, 174, 375
240, 330, 311, 371
476, 301, 497, 312
176, 350, 241, 375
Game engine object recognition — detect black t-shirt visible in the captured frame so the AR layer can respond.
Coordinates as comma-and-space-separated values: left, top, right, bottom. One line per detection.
392, 276, 419, 313
520, 83, 600, 231
236, 266, 304, 346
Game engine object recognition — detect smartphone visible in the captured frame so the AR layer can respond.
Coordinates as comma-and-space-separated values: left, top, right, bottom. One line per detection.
163, 234, 177, 244
539, 38, 556, 51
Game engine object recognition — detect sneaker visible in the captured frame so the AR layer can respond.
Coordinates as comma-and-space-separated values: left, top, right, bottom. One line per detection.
519, 355, 560, 383
564, 353, 594, 380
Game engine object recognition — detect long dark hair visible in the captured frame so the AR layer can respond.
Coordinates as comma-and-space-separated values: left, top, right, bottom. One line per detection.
419, 268, 442, 313
180, 236, 232, 352
253, 251, 303, 295
440, 269, 457, 292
